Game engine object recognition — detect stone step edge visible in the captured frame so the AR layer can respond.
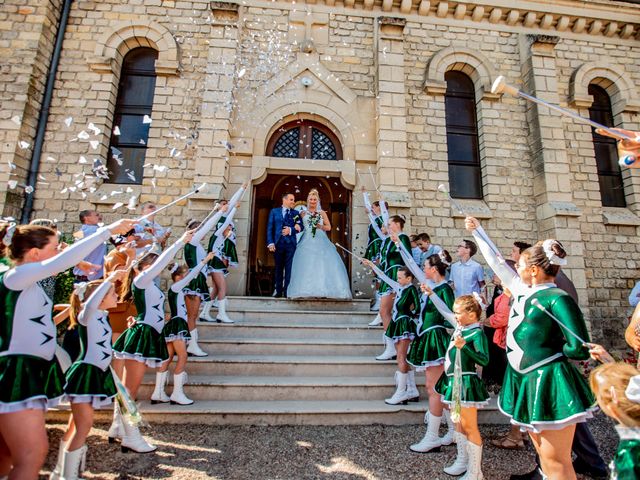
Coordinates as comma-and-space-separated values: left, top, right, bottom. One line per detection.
140, 375, 429, 387
183, 355, 404, 364
197, 338, 382, 346
197, 322, 382, 329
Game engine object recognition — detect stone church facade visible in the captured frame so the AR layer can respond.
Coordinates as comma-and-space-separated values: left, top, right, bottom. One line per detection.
2, 0, 640, 346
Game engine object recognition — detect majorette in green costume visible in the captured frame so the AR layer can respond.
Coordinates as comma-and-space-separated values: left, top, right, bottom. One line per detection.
612, 426, 640, 480
362, 190, 386, 262
367, 261, 419, 342
164, 256, 210, 342
472, 225, 596, 432
377, 233, 411, 296
64, 279, 117, 409
113, 237, 186, 368
208, 209, 239, 276
0, 225, 113, 413
408, 281, 455, 370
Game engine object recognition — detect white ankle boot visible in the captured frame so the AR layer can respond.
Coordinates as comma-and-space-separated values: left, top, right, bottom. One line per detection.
376, 336, 397, 361
368, 312, 383, 326
440, 408, 456, 445
107, 402, 123, 443
460, 442, 484, 480
199, 301, 216, 322
211, 297, 219, 308
150, 371, 170, 404
216, 298, 235, 323
187, 329, 208, 357
406, 369, 420, 402
60, 445, 87, 480
49, 439, 66, 479
385, 371, 412, 405
410, 412, 442, 452
370, 294, 381, 311
444, 432, 468, 476
170, 371, 194, 405
121, 421, 156, 453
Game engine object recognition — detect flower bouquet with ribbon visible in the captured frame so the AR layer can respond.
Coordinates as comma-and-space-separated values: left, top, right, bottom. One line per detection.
308, 212, 322, 237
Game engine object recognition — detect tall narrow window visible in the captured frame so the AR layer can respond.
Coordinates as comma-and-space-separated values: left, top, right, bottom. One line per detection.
444, 71, 482, 199
107, 48, 158, 184
588, 84, 625, 207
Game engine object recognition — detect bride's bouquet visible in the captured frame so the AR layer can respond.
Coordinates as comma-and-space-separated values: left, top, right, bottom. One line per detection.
308, 211, 322, 237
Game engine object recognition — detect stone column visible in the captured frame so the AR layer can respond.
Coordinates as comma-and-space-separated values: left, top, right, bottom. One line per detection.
374, 17, 410, 215
192, 1, 241, 207
519, 34, 588, 308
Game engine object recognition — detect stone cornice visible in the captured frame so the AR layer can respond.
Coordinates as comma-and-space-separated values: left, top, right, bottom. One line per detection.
258, 0, 640, 41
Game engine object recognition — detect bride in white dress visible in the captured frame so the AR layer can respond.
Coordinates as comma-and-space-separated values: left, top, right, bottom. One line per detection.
287, 189, 352, 299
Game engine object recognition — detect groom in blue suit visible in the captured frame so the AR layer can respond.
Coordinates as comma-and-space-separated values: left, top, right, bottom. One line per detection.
267, 192, 304, 298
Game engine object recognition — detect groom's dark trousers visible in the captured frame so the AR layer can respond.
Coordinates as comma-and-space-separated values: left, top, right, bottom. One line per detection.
267, 207, 304, 297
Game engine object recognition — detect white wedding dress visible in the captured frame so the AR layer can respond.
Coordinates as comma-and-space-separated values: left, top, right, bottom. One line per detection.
287, 211, 352, 299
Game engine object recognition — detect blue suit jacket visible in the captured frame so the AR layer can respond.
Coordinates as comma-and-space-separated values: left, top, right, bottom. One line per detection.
267, 207, 304, 247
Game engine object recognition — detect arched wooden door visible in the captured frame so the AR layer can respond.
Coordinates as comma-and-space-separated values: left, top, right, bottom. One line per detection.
247, 174, 352, 296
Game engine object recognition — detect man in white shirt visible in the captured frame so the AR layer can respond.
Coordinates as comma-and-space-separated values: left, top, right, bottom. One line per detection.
135, 202, 171, 253
417, 233, 443, 269
450, 239, 485, 298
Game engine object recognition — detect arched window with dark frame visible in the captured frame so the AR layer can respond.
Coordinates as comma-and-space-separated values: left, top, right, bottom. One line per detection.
106, 47, 158, 184
444, 71, 482, 199
588, 84, 626, 208
266, 120, 342, 160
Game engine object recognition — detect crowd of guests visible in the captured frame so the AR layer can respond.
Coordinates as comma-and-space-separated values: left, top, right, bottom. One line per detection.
0, 185, 246, 480
362, 188, 640, 480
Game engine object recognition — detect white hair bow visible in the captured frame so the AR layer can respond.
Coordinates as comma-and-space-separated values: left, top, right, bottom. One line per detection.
2, 223, 16, 247
542, 239, 567, 266
473, 292, 487, 311
75, 282, 89, 302
626, 374, 640, 404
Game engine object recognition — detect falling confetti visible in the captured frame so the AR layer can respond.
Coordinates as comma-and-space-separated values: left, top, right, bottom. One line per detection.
24, 185, 34, 194
89, 140, 100, 150
77, 130, 90, 140
127, 195, 138, 210
143, 115, 153, 124
238, 68, 246, 78
64, 117, 73, 127
113, 126, 121, 136
87, 123, 101, 135
153, 164, 168, 173
112, 202, 124, 210
7, 180, 17, 189
11, 116, 21, 125
79, 156, 88, 164
19, 141, 29, 149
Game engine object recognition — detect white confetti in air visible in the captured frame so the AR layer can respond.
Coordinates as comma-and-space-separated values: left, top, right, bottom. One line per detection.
139, 139, 146, 145
46, 156, 56, 162
113, 126, 121, 136
89, 140, 100, 150
11, 116, 21, 125
64, 117, 73, 127
77, 130, 90, 140
19, 141, 29, 149
24, 185, 33, 194
151, 178, 157, 188
79, 156, 88, 164
143, 115, 152, 124
170, 148, 177, 157
38, 174, 46, 181
127, 195, 138, 210
110, 189, 123, 196
238, 68, 246, 78
126, 171, 136, 181
153, 165, 168, 173
87, 123, 101, 135
100, 195, 107, 200
7, 180, 17, 189
125, 187, 133, 193
112, 202, 124, 210
61, 187, 68, 194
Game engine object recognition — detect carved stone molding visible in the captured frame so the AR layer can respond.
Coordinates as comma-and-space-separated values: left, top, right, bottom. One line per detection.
569, 62, 640, 113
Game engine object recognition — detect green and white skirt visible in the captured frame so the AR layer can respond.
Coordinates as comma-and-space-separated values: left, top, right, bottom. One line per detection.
0, 354, 64, 413
113, 323, 169, 368
163, 317, 191, 343
183, 272, 210, 301
407, 327, 450, 371
365, 238, 382, 262
378, 266, 399, 297
498, 359, 596, 433
385, 315, 415, 343
435, 372, 490, 408
64, 362, 116, 409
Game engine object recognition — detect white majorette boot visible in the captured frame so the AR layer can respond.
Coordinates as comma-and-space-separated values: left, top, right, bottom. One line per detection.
60, 445, 87, 480
385, 371, 412, 405
49, 439, 66, 479
216, 298, 235, 324
211, 296, 219, 308
199, 300, 216, 322
410, 412, 442, 453
376, 336, 397, 361
460, 442, 484, 480
368, 312, 383, 326
406, 369, 420, 402
121, 421, 157, 453
150, 370, 170, 404
370, 293, 381, 311
170, 371, 194, 405
440, 408, 456, 446
444, 432, 469, 476
107, 402, 124, 444
187, 329, 208, 357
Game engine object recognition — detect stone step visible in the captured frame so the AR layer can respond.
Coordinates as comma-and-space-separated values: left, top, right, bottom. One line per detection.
195, 322, 384, 341
210, 308, 376, 324
182, 354, 400, 376
196, 337, 383, 356
139, 375, 426, 401
226, 296, 372, 312
48, 398, 505, 426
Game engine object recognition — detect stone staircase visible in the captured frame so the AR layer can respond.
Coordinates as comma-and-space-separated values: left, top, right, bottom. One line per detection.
49, 296, 504, 425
